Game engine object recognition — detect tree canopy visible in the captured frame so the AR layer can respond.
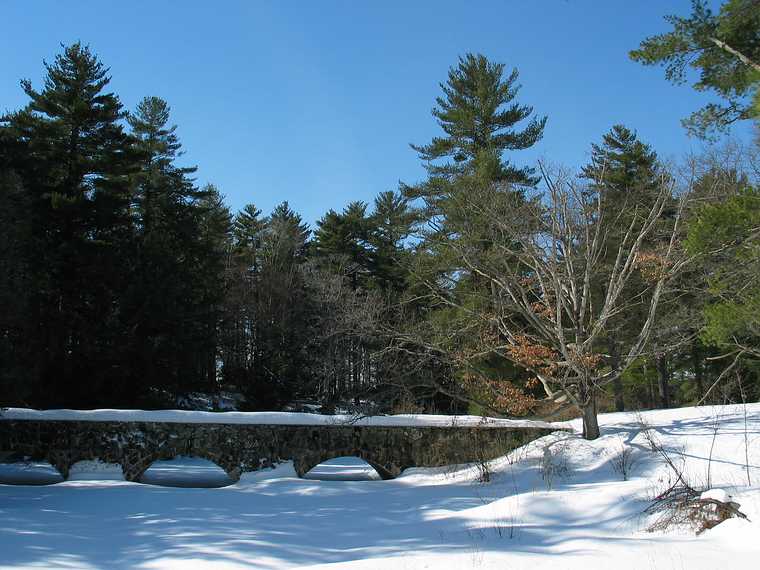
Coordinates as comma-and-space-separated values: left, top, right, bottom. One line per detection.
630, 0, 760, 138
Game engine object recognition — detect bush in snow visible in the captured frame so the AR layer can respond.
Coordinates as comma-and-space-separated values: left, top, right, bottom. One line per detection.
646, 486, 749, 534
608, 437, 638, 481
540, 439, 570, 490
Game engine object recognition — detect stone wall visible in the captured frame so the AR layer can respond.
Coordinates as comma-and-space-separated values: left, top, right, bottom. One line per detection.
0, 420, 556, 481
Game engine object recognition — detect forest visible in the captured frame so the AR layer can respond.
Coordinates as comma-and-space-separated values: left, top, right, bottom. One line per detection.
1, 0, 759, 440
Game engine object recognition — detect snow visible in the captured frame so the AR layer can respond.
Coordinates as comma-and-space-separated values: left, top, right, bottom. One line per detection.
0, 407, 554, 428
700, 488, 731, 503
303, 457, 382, 481
0, 403, 758, 569
69, 460, 124, 481
139, 457, 234, 488
0, 461, 63, 485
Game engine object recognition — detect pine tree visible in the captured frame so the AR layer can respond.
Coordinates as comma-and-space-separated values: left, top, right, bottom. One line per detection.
127, 96, 198, 237
397, 54, 547, 415
314, 201, 371, 289
222, 201, 314, 410
123, 96, 218, 400
1, 43, 143, 406
687, 188, 760, 351
257, 201, 310, 277
222, 203, 266, 394
409, 52, 546, 187
630, 0, 760, 138
192, 183, 232, 393
581, 125, 660, 202
0, 166, 32, 405
368, 191, 414, 292
311, 198, 407, 405
581, 125, 664, 411
233, 204, 266, 266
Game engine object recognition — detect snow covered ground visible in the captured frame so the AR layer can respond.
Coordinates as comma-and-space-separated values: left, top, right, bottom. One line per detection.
1, 404, 758, 569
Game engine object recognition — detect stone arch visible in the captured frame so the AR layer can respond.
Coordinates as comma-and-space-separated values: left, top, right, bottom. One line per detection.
67, 458, 124, 480
294, 448, 398, 480
46, 451, 77, 480
120, 452, 156, 482
49, 444, 135, 481
123, 449, 242, 483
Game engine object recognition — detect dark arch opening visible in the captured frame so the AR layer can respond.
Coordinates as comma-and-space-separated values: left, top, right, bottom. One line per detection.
303, 456, 385, 481
139, 456, 235, 488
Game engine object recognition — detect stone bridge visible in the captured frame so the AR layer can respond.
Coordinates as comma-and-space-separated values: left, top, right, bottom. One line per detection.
0, 410, 557, 482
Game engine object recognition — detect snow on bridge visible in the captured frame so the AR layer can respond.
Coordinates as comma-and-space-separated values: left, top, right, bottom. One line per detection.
0, 407, 554, 428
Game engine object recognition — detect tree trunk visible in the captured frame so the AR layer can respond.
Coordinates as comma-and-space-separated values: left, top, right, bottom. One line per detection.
580, 386, 600, 440
656, 352, 671, 409
644, 361, 655, 409
693, 341, 704, 402
609, 340, 624, 412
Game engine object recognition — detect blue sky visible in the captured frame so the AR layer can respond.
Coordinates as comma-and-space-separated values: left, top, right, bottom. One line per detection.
1, 0, 753, 225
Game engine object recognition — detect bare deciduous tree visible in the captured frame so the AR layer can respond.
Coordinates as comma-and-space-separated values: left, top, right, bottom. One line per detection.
413, 162, 690, 438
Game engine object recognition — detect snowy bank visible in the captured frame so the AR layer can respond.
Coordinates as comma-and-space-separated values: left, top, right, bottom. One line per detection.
1, 403, 758, 569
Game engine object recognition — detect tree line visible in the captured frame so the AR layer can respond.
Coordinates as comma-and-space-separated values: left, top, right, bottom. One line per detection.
1, 1, 759, 438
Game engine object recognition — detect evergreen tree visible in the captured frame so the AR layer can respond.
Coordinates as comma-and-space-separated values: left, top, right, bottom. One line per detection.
264, 201, 310, 265
581, 124, 660, 203
222, 201, 313, 409
393, 54, 549, 415
631, 0, 760, 138
581, 125, 665, 411
122, 96, 218, 400
314, 201, 371, 289
409, 52, 546, 187
685, 186, 760, 402
127, 96, 197, 237
191, 183, 232, 394
233, 204, 266, 266
368, 191, 414, 292
1, 43, 143, 406
687, 187, 760, 351
308, 193, 415, 407
0, 167, 32, 405
222, 203, 266, 395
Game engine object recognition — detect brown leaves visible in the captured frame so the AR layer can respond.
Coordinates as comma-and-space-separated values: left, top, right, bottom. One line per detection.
569, 349, 602, 371
531, 301, 554, 319
635, 250, 670, 282
461, 372, 536, 415
506, 336, 602, 381
507, 335, 559, 376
